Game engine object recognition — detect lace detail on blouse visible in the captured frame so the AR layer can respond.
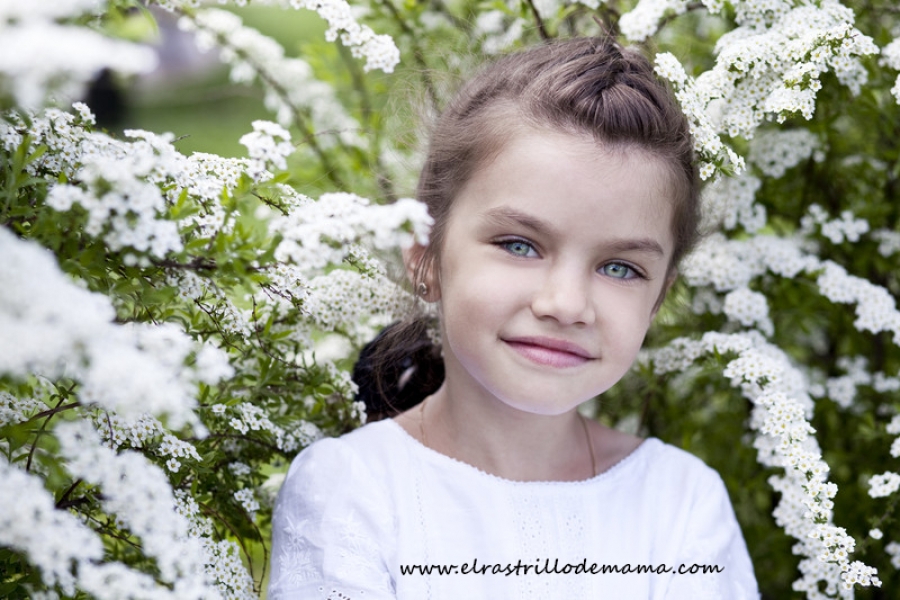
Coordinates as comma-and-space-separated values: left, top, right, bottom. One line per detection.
268, 438, 396, 600
268, 419, 760, 600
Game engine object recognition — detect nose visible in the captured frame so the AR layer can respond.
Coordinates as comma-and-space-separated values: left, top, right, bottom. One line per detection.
530, 263, 595, 326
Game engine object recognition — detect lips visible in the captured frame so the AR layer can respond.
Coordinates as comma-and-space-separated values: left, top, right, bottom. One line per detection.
503, 336, 594, 368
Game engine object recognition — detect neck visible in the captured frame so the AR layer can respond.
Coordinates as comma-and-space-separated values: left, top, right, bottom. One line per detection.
419, 382, 594, 482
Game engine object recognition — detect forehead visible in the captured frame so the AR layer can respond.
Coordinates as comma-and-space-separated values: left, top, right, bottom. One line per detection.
448, 129, 676, 254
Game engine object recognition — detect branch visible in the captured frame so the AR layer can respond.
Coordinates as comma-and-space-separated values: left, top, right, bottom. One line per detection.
153, 257, 217, 272
336, 43, 397, 202
26, 394, 79, 473
198, 499, 258, 579
377, 0, 441, 114
56, 478, 84, 509
524, 0, 551, 41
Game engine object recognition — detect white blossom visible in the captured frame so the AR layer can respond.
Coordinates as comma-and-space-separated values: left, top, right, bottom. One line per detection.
182, 8, 368, 139
887, 542, 900, 569
240, 120, 294, 172
234, 488, 260, 519
621, 0, 690, 43
271, 192, 432, 276
0, 15, 156, 110
644, 329, 880, 591
54, 420, 221, 598
304, 269, 407, 345
749, 128, 820, 178
701, 173, 765, 232
0, 458, 104, 594
868, 471, 900, 498
652, 1, 877, 179
872, 229, 900, 257
723, 287, 773, 335
0, 229, 224, 430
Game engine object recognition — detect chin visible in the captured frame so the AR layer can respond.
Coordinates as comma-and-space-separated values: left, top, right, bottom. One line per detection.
499, 396, 588, 417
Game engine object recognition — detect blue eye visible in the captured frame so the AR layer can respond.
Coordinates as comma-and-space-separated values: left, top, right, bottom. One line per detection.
602, 263, 635, 279
500, 239, 537, 257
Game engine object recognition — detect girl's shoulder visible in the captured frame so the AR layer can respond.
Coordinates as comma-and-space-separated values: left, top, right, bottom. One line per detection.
281, 419, 407, 490
636, 436, 727, 492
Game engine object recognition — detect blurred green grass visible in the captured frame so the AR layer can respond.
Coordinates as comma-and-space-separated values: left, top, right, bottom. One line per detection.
127, 5, 327, 158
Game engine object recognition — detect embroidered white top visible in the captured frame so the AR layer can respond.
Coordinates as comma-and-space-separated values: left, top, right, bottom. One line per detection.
268, 418, 759, 600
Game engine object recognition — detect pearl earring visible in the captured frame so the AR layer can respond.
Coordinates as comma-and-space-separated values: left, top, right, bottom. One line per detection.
417, 282, 428, 298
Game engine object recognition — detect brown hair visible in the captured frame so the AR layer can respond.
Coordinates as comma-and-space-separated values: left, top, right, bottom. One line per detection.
414, 37, 700, 288
355, 37, 701, 420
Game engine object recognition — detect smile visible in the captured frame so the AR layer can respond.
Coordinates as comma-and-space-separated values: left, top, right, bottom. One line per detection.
503, 336, 594, 368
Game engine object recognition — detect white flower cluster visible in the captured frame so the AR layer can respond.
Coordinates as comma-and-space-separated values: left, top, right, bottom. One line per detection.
271, 192, 432, 275
229, 462, 252, 477
887, 414, 900, 459
810, 356, 872, 409
654, 52, 745, 179
174, 490, 256, 599
887, 541, 900, 569
620, 0, 691, 43
233, 488, 260, 519
871, 229, 900, 257
0, 1, 156, 110
1, 105, 270, 257
474, 10, 526, 55
160, 432, 203, 473
284, 0, 400, 72
868, 471, 900, 498
682, 233, 818, 292
9, 106, 183, 257
684, 232, 900, 348
55, 419, 219, 598
240, 120, 294, 172
802, 205, 870, 245
0, 457, 105, 595
816, 260, 900, 339
822, 356, 900, 409
645, 330, 881, 592
879, 37, 900, 103
0, 388, 44, 426
226, 402, 312, 452
749, 128, 821, 178
304, 269, 408, 345
96, 412, 165, 449
651, 1, 877, 179
700, 127, 819, 232
723, 287, 773, 335
690, 287, 723, 316
181, 7, 367, 139
0, 230, 231, 430
701, 173, 764, 232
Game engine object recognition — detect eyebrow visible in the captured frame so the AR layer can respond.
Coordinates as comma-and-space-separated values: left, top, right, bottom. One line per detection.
482, 206, 666, 256
483, 206, 555, 237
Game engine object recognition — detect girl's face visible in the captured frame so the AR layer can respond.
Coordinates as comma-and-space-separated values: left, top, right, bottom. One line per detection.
427, 129, 675, 416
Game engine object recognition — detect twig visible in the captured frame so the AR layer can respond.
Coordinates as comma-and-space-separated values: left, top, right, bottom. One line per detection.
26, 395, 78, 473
524, 0, 551, 41
378, 0, 441, 114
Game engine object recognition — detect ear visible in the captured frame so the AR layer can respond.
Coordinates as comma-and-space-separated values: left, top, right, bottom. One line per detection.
649, 268, 677, 322
402, 243, 440, 302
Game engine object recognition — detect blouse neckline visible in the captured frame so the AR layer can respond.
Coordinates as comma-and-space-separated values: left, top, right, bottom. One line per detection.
382, 417, 656, 487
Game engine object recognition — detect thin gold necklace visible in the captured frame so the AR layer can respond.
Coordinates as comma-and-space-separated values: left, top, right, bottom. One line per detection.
418, 399, 598, 479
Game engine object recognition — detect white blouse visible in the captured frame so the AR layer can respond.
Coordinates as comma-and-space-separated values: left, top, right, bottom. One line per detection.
269, 419, 759, 600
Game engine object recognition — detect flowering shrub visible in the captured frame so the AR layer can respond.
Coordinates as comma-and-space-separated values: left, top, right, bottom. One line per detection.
1, 0, 899, 598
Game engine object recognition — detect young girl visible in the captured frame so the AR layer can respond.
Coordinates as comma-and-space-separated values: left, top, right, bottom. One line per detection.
268, 38, 759, 599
